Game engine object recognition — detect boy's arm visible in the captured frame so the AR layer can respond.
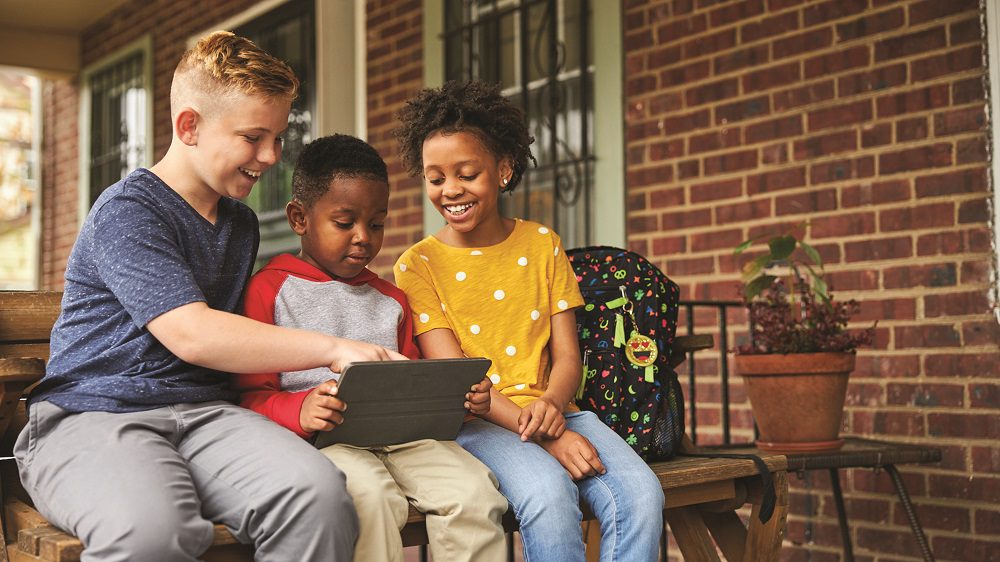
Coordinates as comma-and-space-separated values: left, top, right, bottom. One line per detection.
233, 373, 313, 437
147, 302, 407, 374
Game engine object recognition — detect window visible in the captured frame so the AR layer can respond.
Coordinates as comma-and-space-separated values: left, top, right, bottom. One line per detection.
236, 0, 316, 221
442, 0, 594, 248
82, 41, 150, 206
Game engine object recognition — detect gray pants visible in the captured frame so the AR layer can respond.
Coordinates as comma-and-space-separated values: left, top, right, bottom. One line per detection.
14, 400, 359, 562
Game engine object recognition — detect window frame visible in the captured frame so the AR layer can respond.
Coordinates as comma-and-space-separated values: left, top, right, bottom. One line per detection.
421, 0, 624, 247
77, 34, 154, 223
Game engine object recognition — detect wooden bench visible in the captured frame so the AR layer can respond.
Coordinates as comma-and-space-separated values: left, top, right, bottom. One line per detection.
0, 290, 789, 562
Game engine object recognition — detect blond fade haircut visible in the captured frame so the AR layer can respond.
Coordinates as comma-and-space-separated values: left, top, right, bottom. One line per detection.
170, 30, 299, 118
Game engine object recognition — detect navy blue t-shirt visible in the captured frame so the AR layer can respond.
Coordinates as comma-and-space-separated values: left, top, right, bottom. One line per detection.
31, 169, 260, 412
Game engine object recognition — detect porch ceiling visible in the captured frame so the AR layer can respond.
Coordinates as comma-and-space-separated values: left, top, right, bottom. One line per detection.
0, 0, 131, 76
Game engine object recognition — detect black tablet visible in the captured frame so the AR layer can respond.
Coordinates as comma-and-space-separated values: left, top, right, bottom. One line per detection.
313, 357, 492, 448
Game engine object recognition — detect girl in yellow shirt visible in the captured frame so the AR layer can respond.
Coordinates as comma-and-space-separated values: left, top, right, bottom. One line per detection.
394, 81, 663, 562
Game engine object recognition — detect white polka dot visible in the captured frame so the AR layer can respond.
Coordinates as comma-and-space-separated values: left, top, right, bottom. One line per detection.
554, 247, 560, 256
470, 324, 481, 334
538, 226, 549, 234
506, 345, 517, 356
456, 271, 467, 281
489, 374, 501, 384
441, 303, 446, 311
557, 299, 568, 310
514, 383, 526, 390
517, 257, 528, 266
399, 263, 407, 272
471, 250, 483, 256
530, 310, 540, 321
420, 254, 429, 261
494, 290, 505, 300
418, 313, 429, 323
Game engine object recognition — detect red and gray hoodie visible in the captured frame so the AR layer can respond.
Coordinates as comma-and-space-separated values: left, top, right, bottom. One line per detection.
233, 253, 421, 438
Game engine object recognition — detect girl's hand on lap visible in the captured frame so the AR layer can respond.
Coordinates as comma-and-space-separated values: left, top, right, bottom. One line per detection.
465, 376, 493, 415
300, 379, 347, 433
518, 397, 566, 441
539, 430, 606, 480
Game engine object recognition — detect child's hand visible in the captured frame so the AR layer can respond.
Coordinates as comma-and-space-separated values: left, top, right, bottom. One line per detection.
538, 430, 606, 480
517, 397, 566, 441
329, 338, 407, 373
465, 376, 493, 415
300, 379, 347, 433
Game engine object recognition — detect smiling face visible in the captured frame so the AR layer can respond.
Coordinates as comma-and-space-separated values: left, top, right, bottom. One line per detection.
190, 92, 291, 201
288, 176, 389, 279
421, 130, 513, 247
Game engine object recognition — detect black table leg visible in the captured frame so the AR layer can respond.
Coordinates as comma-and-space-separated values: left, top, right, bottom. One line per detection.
886, 464, 935, 562
829, 467, 855, 562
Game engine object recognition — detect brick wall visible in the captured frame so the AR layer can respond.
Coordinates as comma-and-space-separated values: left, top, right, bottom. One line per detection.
624, 0, 996, 560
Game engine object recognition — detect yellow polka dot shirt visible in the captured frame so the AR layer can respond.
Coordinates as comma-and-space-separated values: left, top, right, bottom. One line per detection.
394, 219, 584, 409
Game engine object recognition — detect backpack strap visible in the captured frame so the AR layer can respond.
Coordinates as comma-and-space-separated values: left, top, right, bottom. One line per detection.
677, 452, 776, 524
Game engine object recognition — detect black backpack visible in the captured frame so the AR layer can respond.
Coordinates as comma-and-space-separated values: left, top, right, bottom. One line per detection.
567, 246, 685, 461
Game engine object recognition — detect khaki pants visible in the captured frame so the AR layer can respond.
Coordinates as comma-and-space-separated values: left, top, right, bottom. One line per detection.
322, 439, 508, 562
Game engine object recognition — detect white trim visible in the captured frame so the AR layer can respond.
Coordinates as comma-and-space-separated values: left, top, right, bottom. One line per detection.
987, 0, 1000, 320
77, 34, 154, 224
189, 0, 290, 46
315, 0, 361, 137
355, 0, 367, 139
421, 0, 446, 235
591, 0, 625, 247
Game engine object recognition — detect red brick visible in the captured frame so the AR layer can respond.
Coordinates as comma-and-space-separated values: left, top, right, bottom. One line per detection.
665, 256, 715, 276
972, 446, 1000, 473
803, 0, 866, 26
793, 130, 856, 160
690, 178, 742, 203
688, 128, 741, 155
804, 45, 869, 79
807, 100, 872, 131
649, 139, 684, 161
746, 167, 807, 194
958, 198, 988, 225
714, 198, 772, 225
934, 106, 987, 136
916, 231, 964, 256
810, 156, 875, 184
926, 352, 1000, 378
685, 78, 739, 107
826, 269, 879, 291
660, 208, 711, 229
709, 0, 764, 27
772, 80, 835, 112
925, 291, 990, 317
628, 164, 674, 188
880, 203, 954, 232
836, 7, 905, 42
976, 508, 1000, 535
775, 189, 837, 216
745, 115, 803, 144
899, 503, 971, 533
887, 382, 963, 407
773, 28, 833, 59
678, 159, 700, 179
713, 45, 769, 74
961, 259, 992, 284
957, 138, 988, 165
953, 76, 986, 104
932, 536, 1000, 562
628, 214, 660, 234
910, 0, 979, 25
884, 263, 957, 289
655, 13, 707, 43
861, 122, 892, 148
740, 11, 799, 43
875, 26, 947, 62
649, 187, 685, 208
625, 28, 654, 51
760, 143, 789, 164
628, 192, 647, 211
911, 44, 983, 82
652, 234, 687, 256
879, 143, 952, 174
742, 61, 801, 93
681, 28, 737, 58
839, 63, 907, 96
916, 168, 987, 198
895, 117, 928, 141
964, 320, 1000, 347
703, 149, 758, 176
811, 211, 875, 238
715, 95, 770, 124
929, 412, 1000, 439
627, 75, 658, 96
970, 383, 1000, 408
951, 17, 981, 45
844, 236, 912, 262
876, 84, 949, 118
853, 410, 926, 437
690, 229, 745, 252
648, 92, 684, 115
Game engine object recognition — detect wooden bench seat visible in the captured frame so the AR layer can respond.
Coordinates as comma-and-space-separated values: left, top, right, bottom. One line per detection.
0, 291, 789, 562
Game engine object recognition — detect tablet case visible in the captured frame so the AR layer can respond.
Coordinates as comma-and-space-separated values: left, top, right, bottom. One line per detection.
313, 357, 491, 448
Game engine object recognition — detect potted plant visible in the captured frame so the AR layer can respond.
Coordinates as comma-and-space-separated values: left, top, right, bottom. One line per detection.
732, 224, 874, 453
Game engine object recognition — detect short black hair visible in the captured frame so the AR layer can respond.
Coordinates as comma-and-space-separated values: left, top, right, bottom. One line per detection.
292, 134, 389, 208
394, 80, 536, 193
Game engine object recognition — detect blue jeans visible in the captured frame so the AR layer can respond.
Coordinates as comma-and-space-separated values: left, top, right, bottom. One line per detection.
457, 410, 663, 562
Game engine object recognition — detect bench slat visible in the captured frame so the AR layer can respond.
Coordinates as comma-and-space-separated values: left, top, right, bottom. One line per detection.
0, 292, 61, 345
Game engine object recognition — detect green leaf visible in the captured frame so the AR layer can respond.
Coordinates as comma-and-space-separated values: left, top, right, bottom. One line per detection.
733, 238, 754, 256
741, 254, 772, 281
744, 274, 776, 300
812, 276, 829, 301
799, 240, 822, 267
768, 235, 796, 261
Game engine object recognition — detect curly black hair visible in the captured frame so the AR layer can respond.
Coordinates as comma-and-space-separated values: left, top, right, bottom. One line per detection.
394, 81, 536, 193
292, 134, 389, 208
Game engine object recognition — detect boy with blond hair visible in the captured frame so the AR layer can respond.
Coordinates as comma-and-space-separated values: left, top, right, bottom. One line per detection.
14, 31, 402, 562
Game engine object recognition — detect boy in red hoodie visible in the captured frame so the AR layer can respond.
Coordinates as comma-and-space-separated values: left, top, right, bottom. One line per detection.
234, 134, 507, 562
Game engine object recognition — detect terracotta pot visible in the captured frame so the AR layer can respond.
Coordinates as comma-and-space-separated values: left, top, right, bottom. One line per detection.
734, 352, 856, 453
